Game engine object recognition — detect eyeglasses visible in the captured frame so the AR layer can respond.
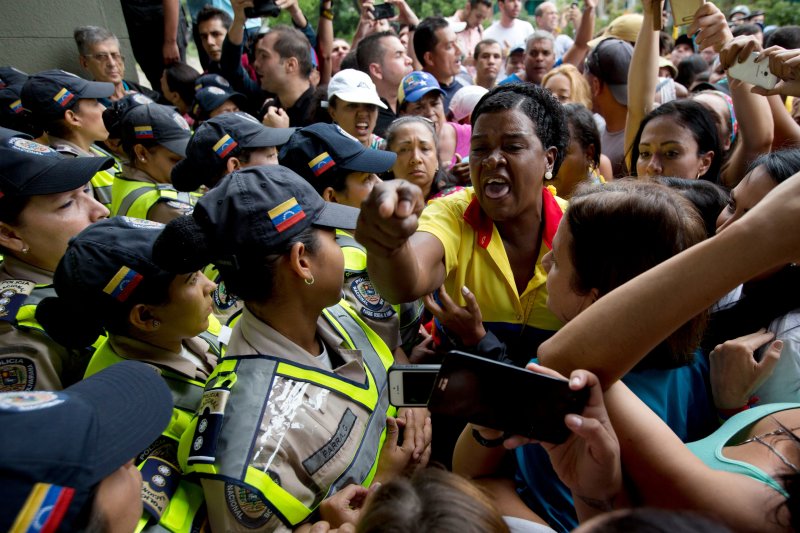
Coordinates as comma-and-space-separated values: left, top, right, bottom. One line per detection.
84, 52, 124, 63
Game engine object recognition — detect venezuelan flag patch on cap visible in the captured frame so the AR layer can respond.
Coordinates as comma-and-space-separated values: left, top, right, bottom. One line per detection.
10, 482, 75, 533
134, 125, 154, 139
52, 88, 74, 108
103, 266, 143, 302
268, 197, 306, 233
9, 99, 22, 114
213, 134, 238, 158
308, 151, 335, 177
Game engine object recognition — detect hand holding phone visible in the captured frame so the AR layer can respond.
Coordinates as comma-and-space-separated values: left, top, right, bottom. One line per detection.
728, 52, 779, 90
372, 3, 396, 20
427, 351, 590, 443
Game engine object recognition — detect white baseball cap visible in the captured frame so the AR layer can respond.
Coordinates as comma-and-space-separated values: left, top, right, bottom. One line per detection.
449, 85, 488, 122
327, 69, 387, 109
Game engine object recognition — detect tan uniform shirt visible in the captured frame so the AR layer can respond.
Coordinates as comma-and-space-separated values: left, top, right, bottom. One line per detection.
0, 257, 83, 391
108, 334, 218, 381
203, 307, 377, 532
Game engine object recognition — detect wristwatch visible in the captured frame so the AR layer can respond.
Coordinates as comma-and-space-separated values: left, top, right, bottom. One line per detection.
472, 428, 507, 448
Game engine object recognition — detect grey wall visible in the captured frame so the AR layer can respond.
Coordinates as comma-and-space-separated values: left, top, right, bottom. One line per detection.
0, 0, 138, 82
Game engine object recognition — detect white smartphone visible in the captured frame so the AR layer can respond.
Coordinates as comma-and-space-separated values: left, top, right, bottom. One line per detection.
388, 364, 441, 407
728, 52, 779, 89
669, 0, 703, 26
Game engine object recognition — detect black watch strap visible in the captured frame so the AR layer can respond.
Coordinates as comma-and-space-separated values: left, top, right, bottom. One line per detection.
472, 428, 506, 448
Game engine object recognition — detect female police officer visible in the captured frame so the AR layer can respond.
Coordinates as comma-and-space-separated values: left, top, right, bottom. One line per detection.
113, 103, 196, 223
36, 217, 221, 532
153, 165, 430, 532
0, 128, 111, 391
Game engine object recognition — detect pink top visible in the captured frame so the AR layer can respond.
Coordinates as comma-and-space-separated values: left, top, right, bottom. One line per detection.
449, 122, 472, 167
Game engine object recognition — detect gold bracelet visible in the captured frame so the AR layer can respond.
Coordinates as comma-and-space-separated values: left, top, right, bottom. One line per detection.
321, 8, 334, 20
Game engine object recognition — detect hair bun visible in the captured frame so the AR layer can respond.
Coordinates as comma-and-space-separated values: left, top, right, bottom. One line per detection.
36, 297, 105, 348
153, 215, 212, 273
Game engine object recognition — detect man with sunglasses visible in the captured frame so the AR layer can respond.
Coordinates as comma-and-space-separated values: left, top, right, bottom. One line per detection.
74, 25, 161, 106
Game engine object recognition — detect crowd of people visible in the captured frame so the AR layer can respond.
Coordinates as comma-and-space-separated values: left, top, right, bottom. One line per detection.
2, 0, 800, 531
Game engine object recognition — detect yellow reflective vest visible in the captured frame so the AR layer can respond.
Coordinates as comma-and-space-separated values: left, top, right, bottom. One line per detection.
180, 302, 396, 528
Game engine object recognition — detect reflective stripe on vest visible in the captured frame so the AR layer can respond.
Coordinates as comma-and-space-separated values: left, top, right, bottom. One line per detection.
88, 145, 121, 209
112, 177, 198, 219
182, 303, 394, 527
87, 339, 211, 533
335, 231, 367, 274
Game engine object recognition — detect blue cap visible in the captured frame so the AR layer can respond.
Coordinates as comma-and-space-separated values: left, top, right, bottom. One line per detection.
279, 123, 396, 192
0, 135, 113, 198
0, 361, 172, 532
398, 71, 445, 105
21, 69, 114, 121
120, 103, 192, 157
192, 86, 248, 120
173, 112, 295, 191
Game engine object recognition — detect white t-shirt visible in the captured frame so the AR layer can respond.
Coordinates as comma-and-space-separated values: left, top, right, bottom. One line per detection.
484, 19, 534, 48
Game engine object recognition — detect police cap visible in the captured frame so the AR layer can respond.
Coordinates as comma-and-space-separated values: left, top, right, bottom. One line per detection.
172, 111, 294, 192
0, 361, 172, 532
21, 69, 114, 121
0, 134, 113, 198
279, 122, 396, 194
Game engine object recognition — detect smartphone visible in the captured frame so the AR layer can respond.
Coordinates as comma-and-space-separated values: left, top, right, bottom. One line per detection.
728, 52, 779, 90
372, 3, 396, 20
427, 351, 589, 444
388, 364, 441, 407
245, 0, 281, 18
669, 0, 702, 26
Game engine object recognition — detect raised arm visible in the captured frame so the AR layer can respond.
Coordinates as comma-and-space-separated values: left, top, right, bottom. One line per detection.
623, 0, 661, 171
317, 0, 334, 84
537, 171, 800, 387
356, 181, 447, 303
561, 0, 596, 68
717, 36, 774, 187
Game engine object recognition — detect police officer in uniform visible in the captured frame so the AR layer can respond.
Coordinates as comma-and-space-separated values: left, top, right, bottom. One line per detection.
0, 127, 112, 391
37, 216, 222, 532
172, 111, 294, 323
278, 124, 413, 356
114, 103, 196, 223
21, 69, 122, 209
153, 166, 431, 532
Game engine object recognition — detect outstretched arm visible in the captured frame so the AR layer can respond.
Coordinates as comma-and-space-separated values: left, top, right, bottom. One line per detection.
357, 181, 447, 303
537, 171, 800, 387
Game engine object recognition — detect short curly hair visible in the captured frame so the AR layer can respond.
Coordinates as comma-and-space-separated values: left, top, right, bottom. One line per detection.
471, 83, 569, 173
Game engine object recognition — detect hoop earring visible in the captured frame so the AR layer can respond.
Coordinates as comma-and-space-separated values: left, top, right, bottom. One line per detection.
305, 276, 315, 286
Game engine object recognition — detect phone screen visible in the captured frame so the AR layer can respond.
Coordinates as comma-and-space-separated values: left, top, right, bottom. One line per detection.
372, 3, 396, 20
428, 351, 588, 443
402, 371, 439, 405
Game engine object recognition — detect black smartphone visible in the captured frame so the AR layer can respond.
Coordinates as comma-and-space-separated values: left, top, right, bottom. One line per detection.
372, 3, 396, 20
389, 364, 441, 407
427, 351, 589, 444
245, 0, 281, 18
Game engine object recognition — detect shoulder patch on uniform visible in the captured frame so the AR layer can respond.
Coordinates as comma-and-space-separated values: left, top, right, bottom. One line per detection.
0, 390, 62, 410
0, 357, 37, 392
164, 200, 195, 214
119, 216, 164, 230
0, 280, 36, 322
224, 483, 274, 528
212, 280, 239, 311
349, 276, 395, 320
138, 435, 181, 521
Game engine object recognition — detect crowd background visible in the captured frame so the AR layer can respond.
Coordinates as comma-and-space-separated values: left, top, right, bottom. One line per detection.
4, 0, 800, 532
